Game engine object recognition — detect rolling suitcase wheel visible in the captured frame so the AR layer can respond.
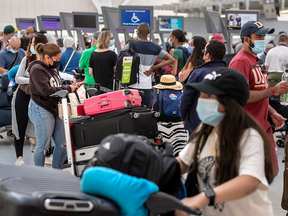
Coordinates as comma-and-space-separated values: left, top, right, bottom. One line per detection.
153, 112, 161, 118
131, 113, 140, 119
276, 139, 285, 148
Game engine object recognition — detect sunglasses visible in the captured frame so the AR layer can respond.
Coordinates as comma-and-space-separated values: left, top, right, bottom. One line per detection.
256, 58, 267, 74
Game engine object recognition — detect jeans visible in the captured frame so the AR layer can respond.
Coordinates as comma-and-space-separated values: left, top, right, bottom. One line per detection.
28, 99, 67, 169
135, 88, 152, 108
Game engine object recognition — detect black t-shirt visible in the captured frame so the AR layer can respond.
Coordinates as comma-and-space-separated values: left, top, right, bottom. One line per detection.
89, 50, 117, 89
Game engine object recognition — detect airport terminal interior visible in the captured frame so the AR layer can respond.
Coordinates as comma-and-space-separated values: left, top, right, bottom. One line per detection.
2, 0, 288, 215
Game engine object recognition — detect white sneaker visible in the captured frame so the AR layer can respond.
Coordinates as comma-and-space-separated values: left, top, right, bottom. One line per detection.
15, 156, 25, 166
45, 155, 53, 165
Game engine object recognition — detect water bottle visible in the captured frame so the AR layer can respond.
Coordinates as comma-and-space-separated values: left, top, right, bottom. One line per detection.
280, 69, 288, 105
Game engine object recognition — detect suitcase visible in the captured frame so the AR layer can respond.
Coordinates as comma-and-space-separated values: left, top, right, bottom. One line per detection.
0, 107, 11, 127
0, 164, 119, 216
71, 107, 161, 150
83, 89, 142, 116
75, 145, 99, 176
158, 122, 189, 157
0, 91, 10, 108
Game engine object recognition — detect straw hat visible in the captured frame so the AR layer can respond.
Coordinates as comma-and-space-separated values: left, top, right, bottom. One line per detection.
153, 75, 183, 90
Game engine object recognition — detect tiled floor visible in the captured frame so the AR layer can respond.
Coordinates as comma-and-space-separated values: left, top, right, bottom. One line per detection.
0, 130, 287, 215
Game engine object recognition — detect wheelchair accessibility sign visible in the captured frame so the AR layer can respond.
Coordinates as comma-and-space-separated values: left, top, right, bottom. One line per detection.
121, 9, 151, 26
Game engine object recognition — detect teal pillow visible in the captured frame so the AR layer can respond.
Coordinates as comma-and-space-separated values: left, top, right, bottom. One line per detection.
81, 167, 159, 216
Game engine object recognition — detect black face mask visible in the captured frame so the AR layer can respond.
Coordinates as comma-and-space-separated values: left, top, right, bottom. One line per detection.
49, 60, 60, 69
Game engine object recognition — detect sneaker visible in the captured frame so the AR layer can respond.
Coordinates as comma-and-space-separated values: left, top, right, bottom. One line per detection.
45, 155, 53, 165
15, 156, 25, 166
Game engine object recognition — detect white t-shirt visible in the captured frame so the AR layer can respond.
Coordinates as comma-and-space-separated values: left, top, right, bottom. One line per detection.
265, 46, 288, 73
179, 128, 273, 216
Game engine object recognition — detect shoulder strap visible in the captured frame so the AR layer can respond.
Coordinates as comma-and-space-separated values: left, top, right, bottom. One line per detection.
25, 58, 29, 70
8, 52, 19, 70
63, 50, 76, 73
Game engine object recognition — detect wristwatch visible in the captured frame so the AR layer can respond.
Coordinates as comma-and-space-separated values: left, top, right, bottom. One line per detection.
203, 187, 216, 206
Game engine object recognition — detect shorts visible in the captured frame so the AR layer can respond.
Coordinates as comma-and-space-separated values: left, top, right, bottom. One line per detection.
266, 127, 278, 167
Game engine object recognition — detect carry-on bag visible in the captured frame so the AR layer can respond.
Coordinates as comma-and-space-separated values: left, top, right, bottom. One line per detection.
0, 164, 119, 216
158, 122, 188, 157
282, 136, 288, 210
71, 107, 161, 149
83, 89, 142, 116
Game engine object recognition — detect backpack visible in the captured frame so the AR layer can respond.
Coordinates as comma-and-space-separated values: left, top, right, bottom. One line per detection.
84, 133, 181, 197
115, 42, 140, 86
153, 89, 182, 122
176, 46, 190, 66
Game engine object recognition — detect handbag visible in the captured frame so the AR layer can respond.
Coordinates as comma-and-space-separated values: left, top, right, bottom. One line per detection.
185, 135, 208, 197
68, 85, 86, 118
19, 84, 30, 95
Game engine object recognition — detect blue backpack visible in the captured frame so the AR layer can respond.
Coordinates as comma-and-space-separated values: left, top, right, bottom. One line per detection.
153, 89, 182, 122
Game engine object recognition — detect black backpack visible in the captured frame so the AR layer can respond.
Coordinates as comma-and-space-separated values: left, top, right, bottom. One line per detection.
84, 133, 181, 197
115, 43, 140, 86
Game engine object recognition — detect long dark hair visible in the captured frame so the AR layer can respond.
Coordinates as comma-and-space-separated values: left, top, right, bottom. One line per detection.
189, 95, 273, 186
183, 36, 206, 70
27, 34, 48, 64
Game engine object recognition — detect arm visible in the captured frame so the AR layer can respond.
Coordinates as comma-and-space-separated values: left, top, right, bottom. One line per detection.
268, 104, 287, 130
172, 58, 178, 76
0, 67, 7, 74
144, 53, 175, 76
179, 62, 193, 83
79, 51, 87, 69
30, 67, 72, 96
89, 67, 93, 76
178, 175, 260, 213
176, 157, 189, 175
15, 57, 29, 84
248, 81, 288, 104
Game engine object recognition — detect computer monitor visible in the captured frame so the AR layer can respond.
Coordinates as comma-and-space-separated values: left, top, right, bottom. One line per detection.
225, 10, 260, 33
158, 16, 184, 33
16, 18, 37, 30
204, 11, 223, 33
119, 6, 154, 29
39, 16, 62, 31
72, 12, 99, 31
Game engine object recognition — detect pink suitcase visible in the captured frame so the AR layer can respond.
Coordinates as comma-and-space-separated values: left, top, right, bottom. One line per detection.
83, 89, 142, 116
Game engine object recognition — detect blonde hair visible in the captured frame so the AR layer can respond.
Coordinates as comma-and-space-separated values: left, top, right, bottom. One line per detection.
97, 30, 111, 49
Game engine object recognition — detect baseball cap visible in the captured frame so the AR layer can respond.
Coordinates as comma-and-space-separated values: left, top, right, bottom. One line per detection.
14, 28, 18, 32
3, 25, 15, 34
211, 34, 227, 43
93, 31, 101, 40
26, 26, 36, 34
240, 21, 275, 39
185, 68, 250, 107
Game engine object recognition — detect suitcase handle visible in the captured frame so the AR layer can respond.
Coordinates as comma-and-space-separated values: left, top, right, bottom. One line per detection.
99, 98, 112, 110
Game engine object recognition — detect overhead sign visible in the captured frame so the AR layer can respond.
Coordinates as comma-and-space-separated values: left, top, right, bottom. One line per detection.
121, 9, 151, 27
42, 18, 61, 30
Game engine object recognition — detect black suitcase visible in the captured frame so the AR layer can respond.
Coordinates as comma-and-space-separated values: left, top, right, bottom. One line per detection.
0, 107, 11, 127
71, 107, 161, 149
0, 164, 119, 216
0, 91, 10, 108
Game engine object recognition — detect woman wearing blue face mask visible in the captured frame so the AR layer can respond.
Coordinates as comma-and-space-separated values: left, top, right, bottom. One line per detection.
13, 34, 48, 166
89, 30, 117, 90
176, 68, 274, 216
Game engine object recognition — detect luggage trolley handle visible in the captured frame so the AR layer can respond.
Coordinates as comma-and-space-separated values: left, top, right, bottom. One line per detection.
50, 90, 75, 176
146, 192, 201, 216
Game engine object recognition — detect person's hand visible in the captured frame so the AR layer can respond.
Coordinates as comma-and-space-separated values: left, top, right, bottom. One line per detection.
271, 112, 286, 130
76, 81, 83, 88
144, 67, 154, 76
273, 81, 288, 95
72, 78, 77, 84
70, 85, 78, 93
179, 71, 185, 80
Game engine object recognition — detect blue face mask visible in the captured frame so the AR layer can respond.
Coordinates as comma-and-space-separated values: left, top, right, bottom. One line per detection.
168, 38, 173, 46
30, 46, 37, 55
247, 38, 266, 54
109, 39, 115, 47
9, 49, 18, 54
196, 98, 225, 127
